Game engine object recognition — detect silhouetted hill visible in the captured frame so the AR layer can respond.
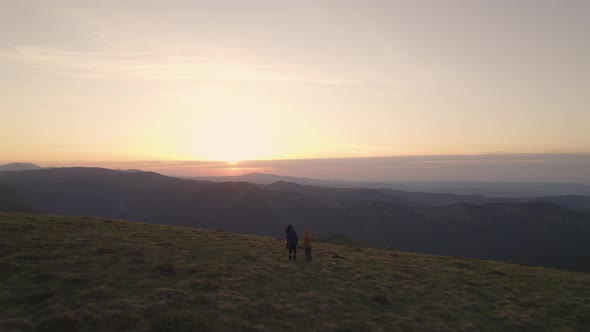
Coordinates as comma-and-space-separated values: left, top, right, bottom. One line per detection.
0, 184, 33, 213
2, 212, 589, 330
0, 168, 332, 234
264, 181, 410, 207
1, 167, 590, 271
382, 181, 590, 197
193, 174, 590, 212
190, 173, 590, 197
264, 181, 590, 212
0, 162, 41, 171
536, 195, 590, 212
343, 201, 590, 271
188, 172, 352, 187
263, 181, 590, 212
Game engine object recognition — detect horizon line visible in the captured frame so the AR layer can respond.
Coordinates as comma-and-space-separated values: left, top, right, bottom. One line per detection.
4, 151, 590, 167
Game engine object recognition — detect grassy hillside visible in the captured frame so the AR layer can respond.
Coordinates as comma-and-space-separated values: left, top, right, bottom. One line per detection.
1, 212, 589, 331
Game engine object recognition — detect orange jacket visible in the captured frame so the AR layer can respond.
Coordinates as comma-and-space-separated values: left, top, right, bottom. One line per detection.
304, 230, 312, 247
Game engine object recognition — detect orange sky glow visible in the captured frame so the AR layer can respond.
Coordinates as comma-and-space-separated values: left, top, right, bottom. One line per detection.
1, 1, 589, 179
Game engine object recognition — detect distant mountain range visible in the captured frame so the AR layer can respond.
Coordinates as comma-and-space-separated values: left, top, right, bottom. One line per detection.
189, 173, 590, 197
189, 174, 590, 212
261, 180, 590, 212
1, 167, 589, 271
188, 173, 353, 187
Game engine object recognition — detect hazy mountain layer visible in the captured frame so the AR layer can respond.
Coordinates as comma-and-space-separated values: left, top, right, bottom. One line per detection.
1, 168, 589, 271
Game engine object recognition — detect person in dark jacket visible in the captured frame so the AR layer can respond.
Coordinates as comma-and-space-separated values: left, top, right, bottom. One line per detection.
284, 224, 293, 250
285, 224, 298, 261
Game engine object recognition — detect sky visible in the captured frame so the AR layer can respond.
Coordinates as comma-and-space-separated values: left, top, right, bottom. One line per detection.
1, 1, 589, 180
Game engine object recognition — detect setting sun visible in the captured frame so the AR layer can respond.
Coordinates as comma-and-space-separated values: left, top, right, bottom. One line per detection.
193, 109, 279, 162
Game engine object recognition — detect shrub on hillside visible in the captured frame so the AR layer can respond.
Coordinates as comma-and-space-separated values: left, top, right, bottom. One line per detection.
103, 310, 145, 330
35, 312, 81, 332
152, 263, 177, 276
0, 317, 34, 332
371, 294, 391, 305
149, 310, 211, 332
81, 286, 116, 301
93, 248, 116, 255
22, 290, 53, 304
71, 310, 101, 329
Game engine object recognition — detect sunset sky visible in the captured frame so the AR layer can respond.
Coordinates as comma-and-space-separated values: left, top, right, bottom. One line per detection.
1, 1, 589, 179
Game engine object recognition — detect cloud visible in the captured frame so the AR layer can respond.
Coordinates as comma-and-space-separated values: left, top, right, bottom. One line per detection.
0, 44, 358, 87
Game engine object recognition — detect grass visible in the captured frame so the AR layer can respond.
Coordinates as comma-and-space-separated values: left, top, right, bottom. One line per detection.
1, 212, 589, 331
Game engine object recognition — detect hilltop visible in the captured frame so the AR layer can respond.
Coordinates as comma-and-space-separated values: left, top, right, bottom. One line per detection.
0, 163, 41, 172
1, 212, 589, 331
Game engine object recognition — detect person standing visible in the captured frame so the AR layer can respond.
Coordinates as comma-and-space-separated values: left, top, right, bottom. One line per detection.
285, 224, 298, 261
304, 229, 313, 262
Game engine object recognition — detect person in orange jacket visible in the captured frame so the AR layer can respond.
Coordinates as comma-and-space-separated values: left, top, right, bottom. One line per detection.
304, 229, 313, 262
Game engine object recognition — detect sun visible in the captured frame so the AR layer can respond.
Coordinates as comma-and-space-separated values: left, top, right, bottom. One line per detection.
194, 110, 277, 163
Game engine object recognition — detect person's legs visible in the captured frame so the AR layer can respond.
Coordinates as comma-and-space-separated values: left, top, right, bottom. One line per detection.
289, 245, 297, 261
305, 247, 311, 262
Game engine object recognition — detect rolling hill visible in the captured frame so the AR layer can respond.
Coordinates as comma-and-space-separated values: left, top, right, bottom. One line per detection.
1, 168, 590, 271
190, 173, 590, 197
193, 174, 590, 212
0, 163, 42, 172
1, 212, 589, 331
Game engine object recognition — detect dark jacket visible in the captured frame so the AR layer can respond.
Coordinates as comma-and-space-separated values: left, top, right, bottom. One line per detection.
287, 229, 298, 246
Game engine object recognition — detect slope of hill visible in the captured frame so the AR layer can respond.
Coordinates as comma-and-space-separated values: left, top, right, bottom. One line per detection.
0, 184, 33, 213
1, 167, 590, 271
1, 212, 589, 331
343, 201, 590, 271
537, 195, 590, 212
0, 163, 42, 172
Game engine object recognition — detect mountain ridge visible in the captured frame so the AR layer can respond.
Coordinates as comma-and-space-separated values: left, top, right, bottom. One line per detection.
188, 172, 590, 197
1, 167, 590, 271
